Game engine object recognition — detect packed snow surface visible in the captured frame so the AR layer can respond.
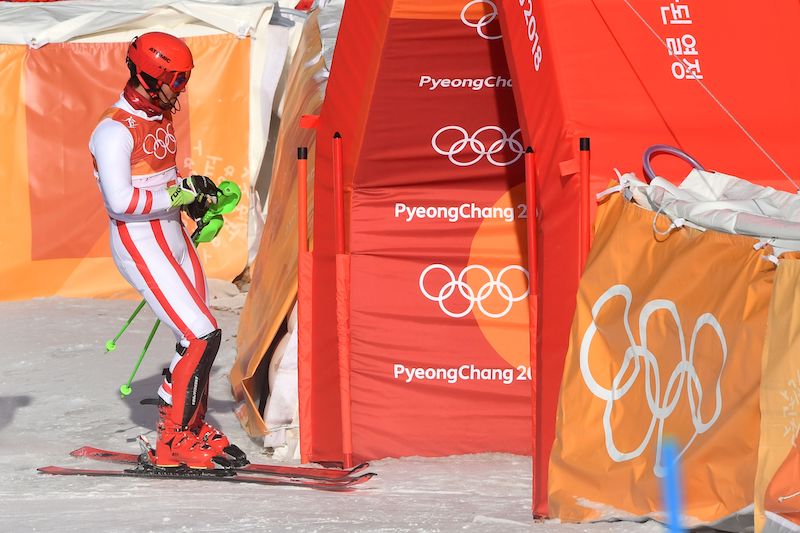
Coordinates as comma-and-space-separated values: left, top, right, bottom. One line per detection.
0, 298, 663, 532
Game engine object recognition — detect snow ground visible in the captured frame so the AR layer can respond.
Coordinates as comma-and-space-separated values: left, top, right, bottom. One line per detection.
0, 298, 664, 533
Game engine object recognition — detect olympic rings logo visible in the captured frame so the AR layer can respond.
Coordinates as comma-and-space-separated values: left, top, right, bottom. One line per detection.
143, 123, 177, 160
419, 264, 529, 319
461, 0, 502, 40
580, 284, 727, 477
432, 126, 524, 167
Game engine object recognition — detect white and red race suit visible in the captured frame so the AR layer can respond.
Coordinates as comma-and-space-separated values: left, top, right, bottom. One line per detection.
89, 92, 217, 406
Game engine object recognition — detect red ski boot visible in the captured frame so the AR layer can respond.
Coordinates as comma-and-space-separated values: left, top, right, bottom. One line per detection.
190, 387, 248, 466
151, 403, 220, 469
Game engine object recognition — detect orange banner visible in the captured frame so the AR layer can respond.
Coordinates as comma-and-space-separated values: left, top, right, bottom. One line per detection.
756, 255, 800, 532
1, 34, 249, 301
550, 192, 774, 526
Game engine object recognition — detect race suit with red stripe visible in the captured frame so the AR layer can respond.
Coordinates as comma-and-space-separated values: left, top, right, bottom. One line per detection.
90, 93, 217, 405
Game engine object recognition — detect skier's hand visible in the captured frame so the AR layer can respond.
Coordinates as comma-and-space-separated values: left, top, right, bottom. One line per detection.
184, 196, 213, 221
167, 183, 196, 207
185, 175, 219, 200
168, 176, 218, 210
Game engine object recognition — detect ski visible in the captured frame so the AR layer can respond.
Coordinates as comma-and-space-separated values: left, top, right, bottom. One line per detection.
38, 465, 373, 491
69, 446, 371, 481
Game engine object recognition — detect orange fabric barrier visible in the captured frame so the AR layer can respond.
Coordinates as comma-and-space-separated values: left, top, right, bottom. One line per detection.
550, 191, 773, 526
1, 35, 249, 300
757, 255, 800, 532
233, 13, 324, 437
497, 0, 800, 515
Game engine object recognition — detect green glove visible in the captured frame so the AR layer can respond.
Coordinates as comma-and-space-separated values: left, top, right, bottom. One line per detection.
167, 184, 196, 207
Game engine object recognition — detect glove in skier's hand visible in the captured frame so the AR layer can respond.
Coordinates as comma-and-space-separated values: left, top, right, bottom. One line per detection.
181, 175, 219, 219
185, 175, 219, 200
168, 175, 219, 210
167, 183, 196, 207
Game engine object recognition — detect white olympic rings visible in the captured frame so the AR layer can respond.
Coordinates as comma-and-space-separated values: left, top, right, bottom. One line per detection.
143, 123, 177, 160
580, 284, 728, 477
419, 264, 529, 319
461, 0, 502, 40
432, 125, 524, 167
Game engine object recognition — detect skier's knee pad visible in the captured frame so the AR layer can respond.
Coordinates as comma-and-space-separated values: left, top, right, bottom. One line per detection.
169, 329, 221, 427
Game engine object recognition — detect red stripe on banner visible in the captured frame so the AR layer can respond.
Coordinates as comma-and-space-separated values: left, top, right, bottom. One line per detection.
150, 220, 217, 329
180, 228, 206, 302
125, 189, 140, 215
115, 220, 194, 339
161, 380, 172, 393
143, 190, 153, 214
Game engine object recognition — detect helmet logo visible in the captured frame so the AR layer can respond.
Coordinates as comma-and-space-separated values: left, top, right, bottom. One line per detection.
148, 47, 171, 63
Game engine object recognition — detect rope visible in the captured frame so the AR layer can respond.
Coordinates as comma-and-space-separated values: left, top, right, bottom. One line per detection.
620, 0, 798, 192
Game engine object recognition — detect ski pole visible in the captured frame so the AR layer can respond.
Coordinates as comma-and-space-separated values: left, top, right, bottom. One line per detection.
105, 300, 147, 353
119, 319, 160, 397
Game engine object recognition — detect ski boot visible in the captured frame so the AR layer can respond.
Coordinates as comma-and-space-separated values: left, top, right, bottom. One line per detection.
150, 403, 221, 469
190, 386, 249, 467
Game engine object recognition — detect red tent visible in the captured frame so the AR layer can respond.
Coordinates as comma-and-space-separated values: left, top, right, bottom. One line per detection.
300, 0, 532, 465
497, 0, 800, 516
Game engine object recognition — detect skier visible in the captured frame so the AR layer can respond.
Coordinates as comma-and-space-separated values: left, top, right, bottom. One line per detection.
89, 32, 243, 469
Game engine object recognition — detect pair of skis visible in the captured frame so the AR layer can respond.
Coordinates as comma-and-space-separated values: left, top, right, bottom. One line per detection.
38, 446, 374, 491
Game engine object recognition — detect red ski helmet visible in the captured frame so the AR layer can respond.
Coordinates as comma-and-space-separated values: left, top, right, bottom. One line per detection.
126, 32, 194, 97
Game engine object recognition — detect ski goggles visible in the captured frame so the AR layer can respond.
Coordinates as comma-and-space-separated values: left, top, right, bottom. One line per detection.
159, 70, 191, 93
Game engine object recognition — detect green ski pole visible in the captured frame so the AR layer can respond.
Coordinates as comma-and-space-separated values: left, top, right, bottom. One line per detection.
120, 319, 160, 397
105, 300, 147, 353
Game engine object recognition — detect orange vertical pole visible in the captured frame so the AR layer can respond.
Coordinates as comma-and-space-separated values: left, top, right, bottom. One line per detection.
525, 146, 543, 518
333, 132, 346, 255
579, 137, 591, 273
296, 146, 312, 464
298, 147, 308, 253
333, 132, 353, 467
297, 116, 319, 465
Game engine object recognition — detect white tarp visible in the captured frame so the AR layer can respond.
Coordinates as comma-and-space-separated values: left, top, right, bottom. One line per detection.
613, 169, 800, 255
263, 302, 299, 457
250, 0, 343, 261
0, 0, 279, 47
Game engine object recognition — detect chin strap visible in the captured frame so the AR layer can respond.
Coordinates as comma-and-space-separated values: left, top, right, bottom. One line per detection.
156, 85, 182, 113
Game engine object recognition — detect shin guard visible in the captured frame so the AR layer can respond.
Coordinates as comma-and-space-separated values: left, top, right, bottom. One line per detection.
169, 329, 221, 428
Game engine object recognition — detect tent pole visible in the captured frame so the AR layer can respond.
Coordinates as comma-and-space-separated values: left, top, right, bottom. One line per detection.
298, 147, 308, 253
333, 132, 345, 255
297, 146, 312, 464
333, 132, 354, 468
579, 137, 591, 273
525, 146, 543, 518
